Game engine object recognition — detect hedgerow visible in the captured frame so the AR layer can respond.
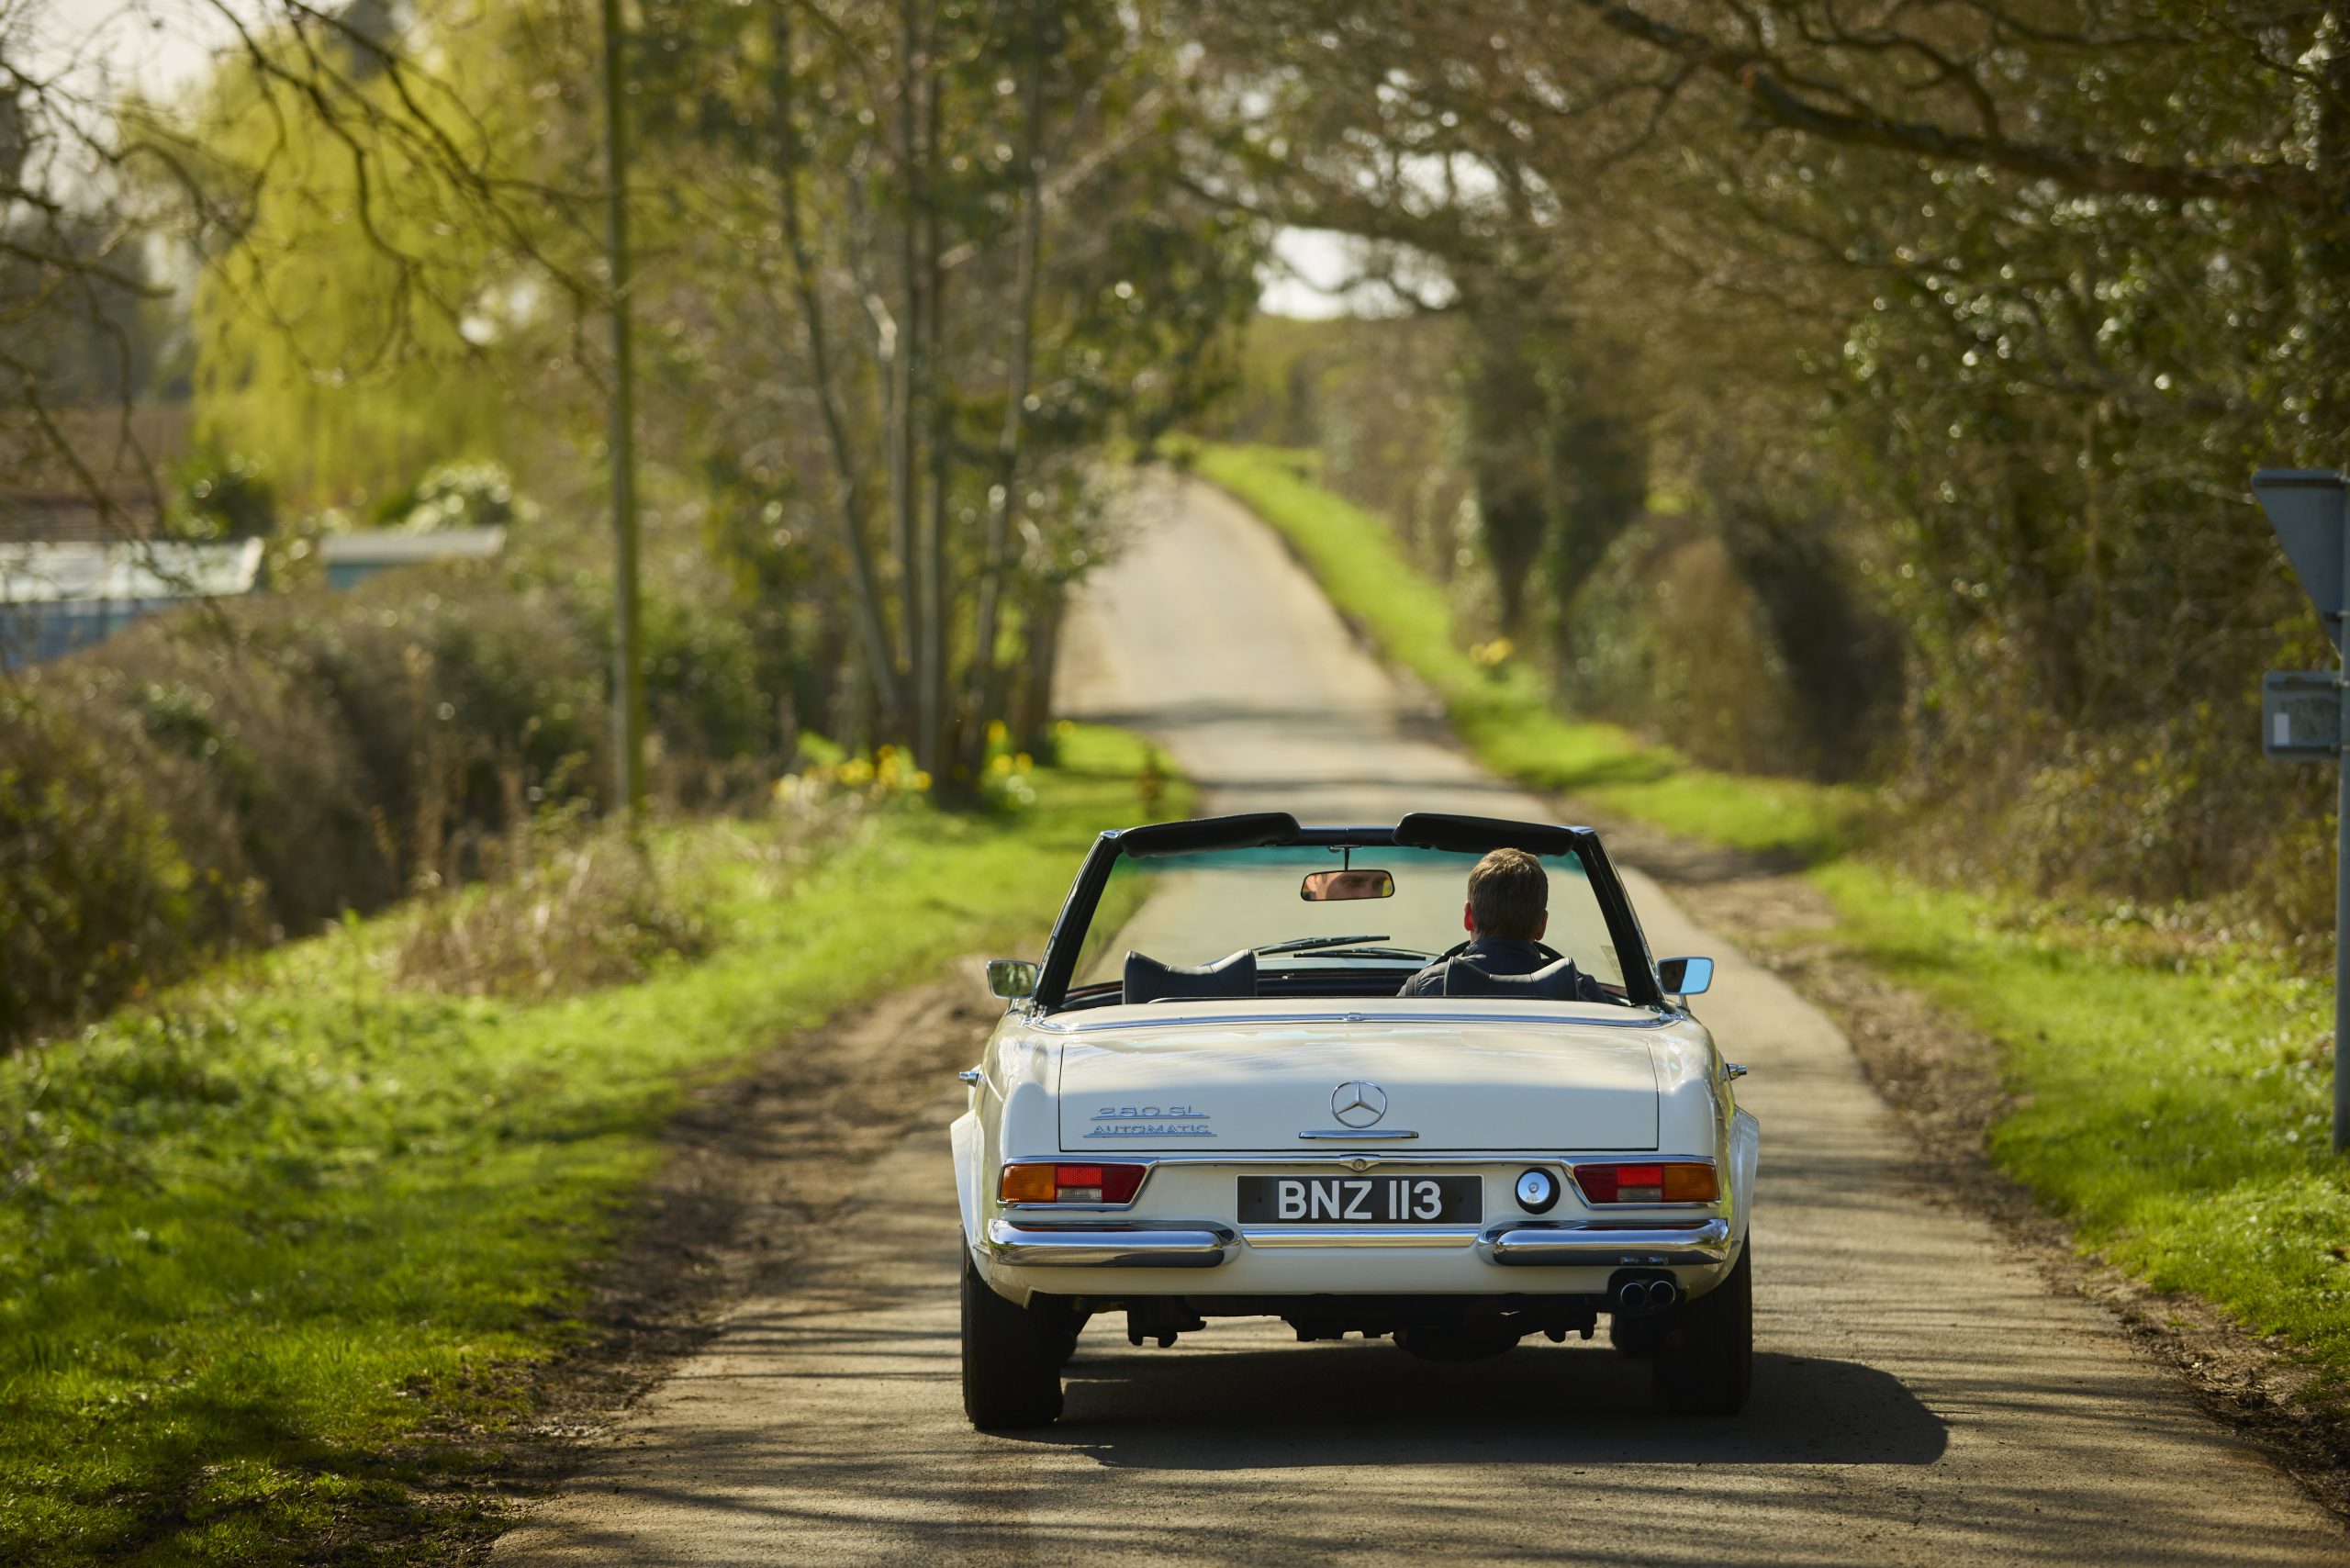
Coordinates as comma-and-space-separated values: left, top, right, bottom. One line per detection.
3, 563, 782, 1048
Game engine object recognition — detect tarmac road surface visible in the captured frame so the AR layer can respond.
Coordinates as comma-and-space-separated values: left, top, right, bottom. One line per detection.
494, 476, 2350, 1564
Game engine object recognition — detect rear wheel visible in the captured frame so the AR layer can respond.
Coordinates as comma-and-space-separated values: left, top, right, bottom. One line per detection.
1651, 1238, 1752, 1416
1053, 1311, 1091, 1371
1607, 1312, 1661, 1359
960, 1248, 1065, 1429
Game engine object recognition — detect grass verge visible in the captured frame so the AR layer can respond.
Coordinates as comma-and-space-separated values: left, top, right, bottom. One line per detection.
1191, 440, 2350, 1401
1814, 861, 2348, 1375
0, 724, 1184, 1564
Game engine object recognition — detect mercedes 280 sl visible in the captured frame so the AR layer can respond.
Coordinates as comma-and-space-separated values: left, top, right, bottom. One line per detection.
950, 812, 1757, 1428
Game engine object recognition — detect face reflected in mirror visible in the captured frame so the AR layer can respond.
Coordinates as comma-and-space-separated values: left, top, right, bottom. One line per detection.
1300, 868, 1396, 902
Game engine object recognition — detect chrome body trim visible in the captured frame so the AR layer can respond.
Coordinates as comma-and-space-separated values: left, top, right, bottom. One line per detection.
984, 1218, 1235, 1268
1242, 1225, 1480, 1249
1295, 1128, 1420, 1140
1021, 1150, 1656, 1168
1480, 1216, 1734, 1267
1036, 1008, 1671, 1034
957, 1068, 984, 1085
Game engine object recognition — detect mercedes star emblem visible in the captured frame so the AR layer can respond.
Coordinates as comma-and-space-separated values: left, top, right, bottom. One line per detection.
1330, 1080, 1388, 1128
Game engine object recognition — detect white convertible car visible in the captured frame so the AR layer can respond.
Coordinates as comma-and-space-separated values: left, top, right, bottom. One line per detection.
951, 812, 1757, 1428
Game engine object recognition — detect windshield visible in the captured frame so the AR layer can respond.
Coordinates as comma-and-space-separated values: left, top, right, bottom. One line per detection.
1071, 844, 1625, 991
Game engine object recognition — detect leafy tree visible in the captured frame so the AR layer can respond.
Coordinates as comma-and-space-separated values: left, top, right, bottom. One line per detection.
1193, 0, 2345, 909
150, 0, 1261, 780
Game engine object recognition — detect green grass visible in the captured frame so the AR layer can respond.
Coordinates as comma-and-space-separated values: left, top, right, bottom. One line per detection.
1192, 440, 2350, 1397
0, 725, 1185, 1564
1190, 443, 1869, 859
1816, 861, 2350, 1375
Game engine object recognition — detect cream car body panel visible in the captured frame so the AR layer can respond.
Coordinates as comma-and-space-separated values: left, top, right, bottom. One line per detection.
954, 1003, 1754, 1306
1057, 1004, 1664, 1151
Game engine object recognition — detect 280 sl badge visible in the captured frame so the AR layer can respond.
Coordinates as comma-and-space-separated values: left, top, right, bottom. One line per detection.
1089, 1103, 1213, 1138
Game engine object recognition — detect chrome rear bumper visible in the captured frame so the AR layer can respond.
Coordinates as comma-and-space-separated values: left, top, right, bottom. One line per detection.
983, 1215, 1734, 1270
1479, 1216, 1733, 1267
985, 1219, 1236, 1268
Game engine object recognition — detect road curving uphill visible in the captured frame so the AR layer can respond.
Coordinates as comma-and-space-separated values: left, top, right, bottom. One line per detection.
493, 475, 2349, 1565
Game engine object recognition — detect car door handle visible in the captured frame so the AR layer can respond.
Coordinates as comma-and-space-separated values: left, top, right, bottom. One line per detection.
957, 1068, 984, 1085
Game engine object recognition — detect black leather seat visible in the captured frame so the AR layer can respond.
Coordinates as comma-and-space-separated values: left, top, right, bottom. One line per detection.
1440, 956, 1592, 1001
1123, 948, 1259, 1005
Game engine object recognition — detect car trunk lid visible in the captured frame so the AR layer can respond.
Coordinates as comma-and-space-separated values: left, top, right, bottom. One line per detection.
1057, 1007, 1660, 1152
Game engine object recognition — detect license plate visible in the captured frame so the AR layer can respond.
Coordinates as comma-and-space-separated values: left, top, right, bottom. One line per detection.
1237, 1175, 1482, 1225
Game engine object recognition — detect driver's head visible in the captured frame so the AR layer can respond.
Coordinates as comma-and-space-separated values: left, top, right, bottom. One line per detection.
1464, 847, 1548, 941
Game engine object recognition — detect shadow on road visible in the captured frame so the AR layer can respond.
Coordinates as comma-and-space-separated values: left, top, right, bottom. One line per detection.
1027, 1345, 1946, 1469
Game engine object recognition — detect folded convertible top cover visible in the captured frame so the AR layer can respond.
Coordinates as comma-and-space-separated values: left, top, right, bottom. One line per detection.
1123, 948, 1259, 1005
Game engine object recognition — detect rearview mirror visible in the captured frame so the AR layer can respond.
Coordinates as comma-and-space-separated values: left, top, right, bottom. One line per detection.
1658, 956, 1714, 997
985, 958, 1038, 1000
1301, 868, 1395, 902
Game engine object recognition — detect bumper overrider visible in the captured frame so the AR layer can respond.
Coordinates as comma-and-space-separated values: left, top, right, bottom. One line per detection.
983, 1215, 1734, 1269
984, 1220, 1237, 1267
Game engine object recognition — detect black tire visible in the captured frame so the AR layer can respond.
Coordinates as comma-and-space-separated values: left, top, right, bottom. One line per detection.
960, 1248, 1065, 1429
1607, 1311, 1661, 1358
1053, 1310, 1091, 1371
1651, 1238, 1752, 1416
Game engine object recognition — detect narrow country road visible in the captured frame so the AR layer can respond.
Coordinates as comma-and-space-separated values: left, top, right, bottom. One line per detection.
493, 476, 2349, 1564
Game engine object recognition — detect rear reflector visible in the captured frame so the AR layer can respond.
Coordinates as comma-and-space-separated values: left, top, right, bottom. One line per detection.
1000, 1161, 1147, 1204
1575, 1160, 1718, 1204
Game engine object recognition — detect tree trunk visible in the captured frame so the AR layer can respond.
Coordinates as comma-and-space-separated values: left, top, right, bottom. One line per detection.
2313, 9, 2350, 459
1012, 585, 1067, 756
892, 0, 926, 732
964, 30, 1047, 776
916, 12, 949, 774
769, 8, 901, 729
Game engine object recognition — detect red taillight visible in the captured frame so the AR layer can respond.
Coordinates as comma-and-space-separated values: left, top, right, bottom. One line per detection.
999, 1162, 1147, 1204
1575, 1161, 1717, 1204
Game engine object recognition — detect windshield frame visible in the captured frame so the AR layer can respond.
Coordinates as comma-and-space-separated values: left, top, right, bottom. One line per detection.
1029, 812, 1665, 1012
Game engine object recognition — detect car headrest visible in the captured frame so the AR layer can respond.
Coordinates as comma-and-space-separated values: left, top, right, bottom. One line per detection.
1442, 956, 1585, 1000
1123, 948, 1259, 1006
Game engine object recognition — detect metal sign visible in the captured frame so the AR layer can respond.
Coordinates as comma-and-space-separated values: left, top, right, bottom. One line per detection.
2254, 469, 2349, 650
2252, 466, 2350, 1154
2263, 670, 2342, 760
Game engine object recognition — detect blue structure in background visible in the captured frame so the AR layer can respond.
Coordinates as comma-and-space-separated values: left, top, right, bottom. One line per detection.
0, 539, 265, 667
319, 526, 505, 589
0, 528, 510, 667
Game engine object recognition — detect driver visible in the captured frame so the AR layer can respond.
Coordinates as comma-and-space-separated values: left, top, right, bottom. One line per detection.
1397, 847, 1608, 1000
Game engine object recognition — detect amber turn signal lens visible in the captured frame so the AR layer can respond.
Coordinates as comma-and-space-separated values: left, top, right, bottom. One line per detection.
1000, 1164, 1058, 1204
1662, 1163, 1719, 1202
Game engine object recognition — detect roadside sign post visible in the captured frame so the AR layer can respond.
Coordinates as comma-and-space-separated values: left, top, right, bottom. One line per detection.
2251, 467, 2350, 1154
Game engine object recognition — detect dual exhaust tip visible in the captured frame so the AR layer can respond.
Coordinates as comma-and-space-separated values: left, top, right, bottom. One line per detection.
1615, 1276, 1679, 1312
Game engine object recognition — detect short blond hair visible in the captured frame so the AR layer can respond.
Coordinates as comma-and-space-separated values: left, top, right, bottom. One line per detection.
1466, 847, 1547, 939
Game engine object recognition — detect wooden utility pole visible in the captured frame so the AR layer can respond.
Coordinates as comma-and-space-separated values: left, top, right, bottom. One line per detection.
601, 0, 646, 821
